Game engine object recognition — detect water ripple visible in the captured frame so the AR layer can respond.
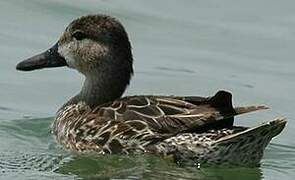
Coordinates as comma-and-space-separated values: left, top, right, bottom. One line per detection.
263, 143, 295, 172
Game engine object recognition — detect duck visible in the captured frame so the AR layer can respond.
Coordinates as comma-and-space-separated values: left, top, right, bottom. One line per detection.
16, 14, 286, 167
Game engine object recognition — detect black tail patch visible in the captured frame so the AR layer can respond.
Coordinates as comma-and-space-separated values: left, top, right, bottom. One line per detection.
210, 90, 233, 109
209, 90, 235, 129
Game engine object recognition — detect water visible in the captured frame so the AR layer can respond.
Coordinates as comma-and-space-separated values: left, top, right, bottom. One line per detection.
0, 0, 294, 179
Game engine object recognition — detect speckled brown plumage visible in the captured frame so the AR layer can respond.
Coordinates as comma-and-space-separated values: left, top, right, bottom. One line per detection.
52, 90, 285, 166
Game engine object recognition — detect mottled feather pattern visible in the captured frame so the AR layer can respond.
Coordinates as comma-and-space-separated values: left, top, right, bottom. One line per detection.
54, 102, 158, 154
155, 118, 286, 166
52, 91, 279, 165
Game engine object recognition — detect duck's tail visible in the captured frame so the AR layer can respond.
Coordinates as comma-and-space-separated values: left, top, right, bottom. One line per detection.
156, 118, 286, 167
209, 117, 286, 166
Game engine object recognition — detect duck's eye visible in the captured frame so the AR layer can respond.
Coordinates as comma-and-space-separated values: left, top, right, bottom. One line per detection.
72, 31, 87, 41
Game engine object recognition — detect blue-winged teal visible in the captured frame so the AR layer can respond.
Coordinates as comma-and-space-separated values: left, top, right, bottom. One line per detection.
16, 15, 286, 166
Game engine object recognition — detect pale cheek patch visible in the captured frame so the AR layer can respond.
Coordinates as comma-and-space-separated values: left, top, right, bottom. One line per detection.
58, 39, 109, 72
58, 42, 78, 69
79, 39, 109, 63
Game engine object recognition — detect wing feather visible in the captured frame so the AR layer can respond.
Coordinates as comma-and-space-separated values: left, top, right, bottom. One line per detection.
55, 90, 269, 153
96, 90, 268, 135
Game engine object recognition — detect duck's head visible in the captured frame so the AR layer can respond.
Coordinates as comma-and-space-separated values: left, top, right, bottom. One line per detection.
16, 15, 134, 106
16, 14, 133, 79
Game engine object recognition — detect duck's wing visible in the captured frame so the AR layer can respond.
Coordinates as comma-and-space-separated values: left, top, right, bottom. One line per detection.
55, 90, 268, 154
96, 90, 268, 136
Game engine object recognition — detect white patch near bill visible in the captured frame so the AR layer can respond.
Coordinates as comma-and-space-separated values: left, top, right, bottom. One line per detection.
58, 41, 77, 69
58, 39, 107, 68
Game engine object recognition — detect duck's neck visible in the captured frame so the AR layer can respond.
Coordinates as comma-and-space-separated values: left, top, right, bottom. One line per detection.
62, 68, 131, 110
80, 75, 120, 107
